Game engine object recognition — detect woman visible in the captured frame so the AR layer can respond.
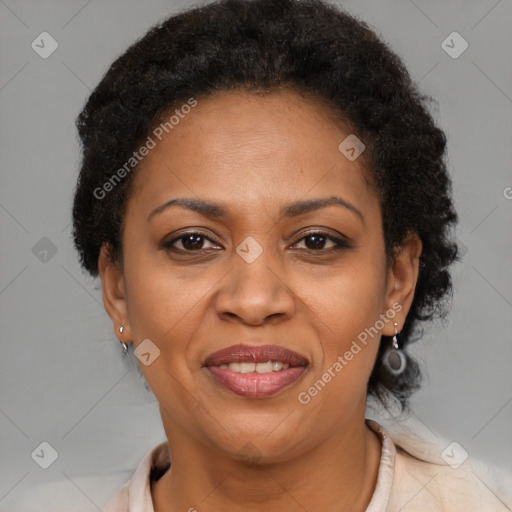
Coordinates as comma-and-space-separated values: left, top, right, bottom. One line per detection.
71, 0, 510, 510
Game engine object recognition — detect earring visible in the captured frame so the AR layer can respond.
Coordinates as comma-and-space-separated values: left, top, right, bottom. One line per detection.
382, 322, 406, 375
119, 326, 128, 356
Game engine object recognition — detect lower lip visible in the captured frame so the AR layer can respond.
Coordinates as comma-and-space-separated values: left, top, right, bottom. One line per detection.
205, 366, 307, 399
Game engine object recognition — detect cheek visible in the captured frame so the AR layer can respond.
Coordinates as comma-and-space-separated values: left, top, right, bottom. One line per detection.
307, 256, 387, 339
124, 237, 387, 362
302, 257, 386, 389
122, 238, 213, 342
122, 258, 209, 418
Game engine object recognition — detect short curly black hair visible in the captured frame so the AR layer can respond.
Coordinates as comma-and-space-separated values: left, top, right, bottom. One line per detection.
72, 0, 459, 410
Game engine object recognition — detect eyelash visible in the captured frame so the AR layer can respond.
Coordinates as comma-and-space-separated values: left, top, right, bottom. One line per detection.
162, 230, 351, 254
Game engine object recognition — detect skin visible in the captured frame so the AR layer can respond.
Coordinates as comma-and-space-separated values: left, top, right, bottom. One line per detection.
99, 89, 422, 511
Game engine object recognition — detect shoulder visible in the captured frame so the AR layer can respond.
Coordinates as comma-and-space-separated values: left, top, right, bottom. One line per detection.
102, 482, 130, 512
366, 399, 512, 512
388, 442, 511, 511
103, 440, 169, 512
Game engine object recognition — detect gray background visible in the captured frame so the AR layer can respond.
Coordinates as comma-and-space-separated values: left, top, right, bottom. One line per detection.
1, 0, 511, 510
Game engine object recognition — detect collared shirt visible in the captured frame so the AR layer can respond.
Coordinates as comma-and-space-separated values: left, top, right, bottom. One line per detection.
102, 419, 511, 511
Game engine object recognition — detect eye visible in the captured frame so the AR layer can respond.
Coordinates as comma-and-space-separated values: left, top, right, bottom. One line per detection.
162, 230, 351, 255
162, 232, 222, 252
290, 231, 350, 252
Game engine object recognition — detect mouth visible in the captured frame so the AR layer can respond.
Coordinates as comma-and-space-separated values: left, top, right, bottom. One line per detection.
203, 344, 309, 399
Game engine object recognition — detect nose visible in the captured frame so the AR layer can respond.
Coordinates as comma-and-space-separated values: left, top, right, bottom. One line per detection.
214, 244, 296, 326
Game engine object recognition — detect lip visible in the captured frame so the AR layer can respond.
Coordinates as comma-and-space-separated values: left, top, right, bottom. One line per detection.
203, 344, 309, 399
203, 344, 309, 367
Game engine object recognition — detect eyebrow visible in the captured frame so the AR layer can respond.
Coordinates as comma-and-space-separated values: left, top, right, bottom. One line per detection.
147, 196, 364, 223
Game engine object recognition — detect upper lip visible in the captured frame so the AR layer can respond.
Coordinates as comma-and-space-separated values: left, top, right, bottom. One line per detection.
203, 344, 309, 367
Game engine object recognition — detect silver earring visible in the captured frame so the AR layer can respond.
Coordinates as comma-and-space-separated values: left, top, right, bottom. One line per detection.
382, 322, 406, 375
119, 326, 128, 356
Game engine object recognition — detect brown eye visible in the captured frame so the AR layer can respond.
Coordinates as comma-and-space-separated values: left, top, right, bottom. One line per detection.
292, 232, 350, 252
180, 233, 206, 250
162, 232, 221, 252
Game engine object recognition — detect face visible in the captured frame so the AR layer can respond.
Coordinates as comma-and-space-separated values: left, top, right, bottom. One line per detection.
99, 89, 420, 463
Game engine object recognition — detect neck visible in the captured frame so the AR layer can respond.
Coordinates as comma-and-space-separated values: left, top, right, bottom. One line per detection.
152, 402, 381, 512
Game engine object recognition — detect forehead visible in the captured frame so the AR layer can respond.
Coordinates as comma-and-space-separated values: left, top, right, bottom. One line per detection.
127, 89, 378, 222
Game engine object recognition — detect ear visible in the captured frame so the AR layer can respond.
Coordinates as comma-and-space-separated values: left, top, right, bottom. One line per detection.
98, 243, 133, 345
382, 231, 422, 336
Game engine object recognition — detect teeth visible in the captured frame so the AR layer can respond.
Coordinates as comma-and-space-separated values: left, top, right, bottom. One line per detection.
256, 361, 274, 373
221, 361, 291, 373
239, 362, 255, 373
273, 361, 286, 371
